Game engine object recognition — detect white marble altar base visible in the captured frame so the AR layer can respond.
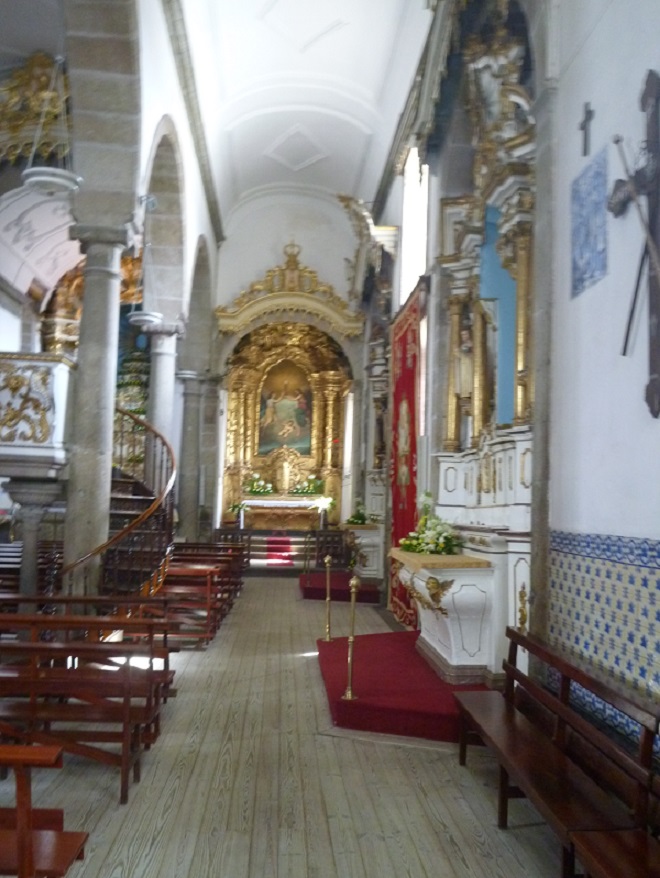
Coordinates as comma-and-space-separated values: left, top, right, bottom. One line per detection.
390, 549, 494, 685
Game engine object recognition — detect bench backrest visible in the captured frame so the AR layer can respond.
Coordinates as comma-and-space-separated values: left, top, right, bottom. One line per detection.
504, 626, 660, 827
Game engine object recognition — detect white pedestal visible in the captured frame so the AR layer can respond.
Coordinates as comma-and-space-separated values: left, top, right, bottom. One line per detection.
390, 548, 497, 685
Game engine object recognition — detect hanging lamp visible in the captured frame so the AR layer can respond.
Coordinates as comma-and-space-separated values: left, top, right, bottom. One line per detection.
128, 241, 164, 328
21, 55, 83, 196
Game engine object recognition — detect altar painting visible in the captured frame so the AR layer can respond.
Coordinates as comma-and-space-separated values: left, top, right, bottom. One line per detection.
258, 360, 312, 455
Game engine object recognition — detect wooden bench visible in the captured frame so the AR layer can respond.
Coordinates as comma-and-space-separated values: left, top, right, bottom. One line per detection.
0, 638, 164, 804
0, 743, 87, 877
0, 608, 178, 704
454, 626, 660, 878
172, 542, 246, 604
160, 560, 234, 644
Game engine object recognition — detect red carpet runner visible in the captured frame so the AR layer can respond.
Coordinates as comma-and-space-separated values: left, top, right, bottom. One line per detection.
266, 535, 293, 566
317, 630, 486, 742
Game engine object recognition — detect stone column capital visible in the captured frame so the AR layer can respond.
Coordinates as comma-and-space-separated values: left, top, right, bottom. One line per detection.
70, 224, 133, 251
143, 322, 183, 339
148, 332, 178, 356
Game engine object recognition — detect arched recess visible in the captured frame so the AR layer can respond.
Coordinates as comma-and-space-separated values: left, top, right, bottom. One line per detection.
134, 119, 185, 445
177, 236, 214, 541
63, 0, 141, 227
142, 118, 185, 326
179, 236, 213, 372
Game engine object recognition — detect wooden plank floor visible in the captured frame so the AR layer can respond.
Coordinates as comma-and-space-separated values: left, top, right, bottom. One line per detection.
0, 576, 560, 877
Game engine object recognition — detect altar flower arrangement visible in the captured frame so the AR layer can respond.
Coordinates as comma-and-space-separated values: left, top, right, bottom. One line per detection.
398, 493, 463, 555
310, 495, 334, 512
310, 494, 335, 529
399, 515, 464, 554
289, 474, 324, 495
245, 472, 274, 495
345, 498, 367, 525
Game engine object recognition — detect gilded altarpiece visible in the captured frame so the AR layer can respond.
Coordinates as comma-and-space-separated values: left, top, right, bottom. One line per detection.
437, 13, 535, 538
416, 8, 535, 676
222, 324, 351, 528
216, 245, 361, 529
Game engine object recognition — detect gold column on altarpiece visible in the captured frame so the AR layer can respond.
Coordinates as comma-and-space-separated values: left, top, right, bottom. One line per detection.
235, 386, 246, 467
499, 216, 534, 425
471, 300, 487, 444
321, 372, 345, 469
513, 221, 533, 424
444, 297, 463, 452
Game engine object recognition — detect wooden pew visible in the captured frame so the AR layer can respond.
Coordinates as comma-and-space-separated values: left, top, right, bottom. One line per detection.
0, 743, 87, 878
568, 772, 660, 878
0, 637, 164, 804
172, 541, 246, 605
454, 626, 660, 878
0, 608, 178, 704
160, 559, 234, 644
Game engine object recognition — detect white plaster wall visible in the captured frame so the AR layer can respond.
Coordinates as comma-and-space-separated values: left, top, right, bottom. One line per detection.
378, 174, 404, 314
138, 0, 219, 318
216, 193, 356, 305
0, 307, 21, 351
550, 0, 660, 538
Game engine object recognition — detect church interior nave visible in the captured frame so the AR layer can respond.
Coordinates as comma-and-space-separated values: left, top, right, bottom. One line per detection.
0, 576, 558, 878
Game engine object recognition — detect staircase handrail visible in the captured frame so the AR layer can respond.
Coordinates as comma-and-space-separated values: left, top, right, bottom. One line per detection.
60, 406, 177, 588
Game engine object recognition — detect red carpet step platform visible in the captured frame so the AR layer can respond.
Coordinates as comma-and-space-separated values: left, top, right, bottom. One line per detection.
317, 630, 486, 742
266, 535, 293, 566
300, 570, 380, 603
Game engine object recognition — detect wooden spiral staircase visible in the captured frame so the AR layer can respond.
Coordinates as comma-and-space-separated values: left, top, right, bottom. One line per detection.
57, 406, 176, 596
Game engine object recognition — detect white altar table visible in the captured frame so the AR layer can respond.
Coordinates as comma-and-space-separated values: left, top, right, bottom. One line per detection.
389, 548, 497, 685
243, 496, 319, 530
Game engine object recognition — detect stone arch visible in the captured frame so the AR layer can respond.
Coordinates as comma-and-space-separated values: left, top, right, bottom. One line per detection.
63, 0, 141, 227
179, 235, 213, 373
142, 119, 185, 326
176, 236, 215, 541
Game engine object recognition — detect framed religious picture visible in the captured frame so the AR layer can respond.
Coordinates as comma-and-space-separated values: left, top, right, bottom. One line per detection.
258, 360, 312, 456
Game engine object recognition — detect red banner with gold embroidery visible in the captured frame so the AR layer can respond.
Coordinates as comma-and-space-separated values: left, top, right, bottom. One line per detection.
389, 288, 420, 626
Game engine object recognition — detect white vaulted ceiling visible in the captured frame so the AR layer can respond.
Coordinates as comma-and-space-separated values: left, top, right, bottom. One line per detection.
0, 0, 434, 293
201, 0, 432, 220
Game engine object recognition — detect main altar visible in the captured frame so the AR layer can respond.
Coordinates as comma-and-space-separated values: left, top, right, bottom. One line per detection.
242, 496, 319, 531
216, 244, 359, 527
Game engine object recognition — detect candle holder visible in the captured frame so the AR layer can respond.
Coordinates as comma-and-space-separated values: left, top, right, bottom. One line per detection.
323, 554, 333, 641
341, 575, 361, 701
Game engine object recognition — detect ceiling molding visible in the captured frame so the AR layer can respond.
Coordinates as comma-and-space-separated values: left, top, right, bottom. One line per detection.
161, 0, 224, 245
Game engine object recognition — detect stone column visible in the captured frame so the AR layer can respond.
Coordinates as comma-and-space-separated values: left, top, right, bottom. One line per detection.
6, 479, 63, 597
146, 327, 178, 444
529, 83, 556, 639
63, 225, 130, 594
177, 370, 203, 541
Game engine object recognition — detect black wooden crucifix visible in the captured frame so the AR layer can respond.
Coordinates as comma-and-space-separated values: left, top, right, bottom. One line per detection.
608, 70, 660, 417
579, 102, 595, 156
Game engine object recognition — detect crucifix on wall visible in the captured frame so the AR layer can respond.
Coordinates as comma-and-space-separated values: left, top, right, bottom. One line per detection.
579, 102, 595, 156
608, 70, 660, 417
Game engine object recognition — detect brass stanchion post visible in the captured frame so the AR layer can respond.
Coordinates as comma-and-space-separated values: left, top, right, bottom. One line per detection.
341, 575, 361, 701
323, 554, 333, 641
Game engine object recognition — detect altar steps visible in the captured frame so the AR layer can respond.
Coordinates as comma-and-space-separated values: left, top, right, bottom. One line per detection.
247, 530, 310, 571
